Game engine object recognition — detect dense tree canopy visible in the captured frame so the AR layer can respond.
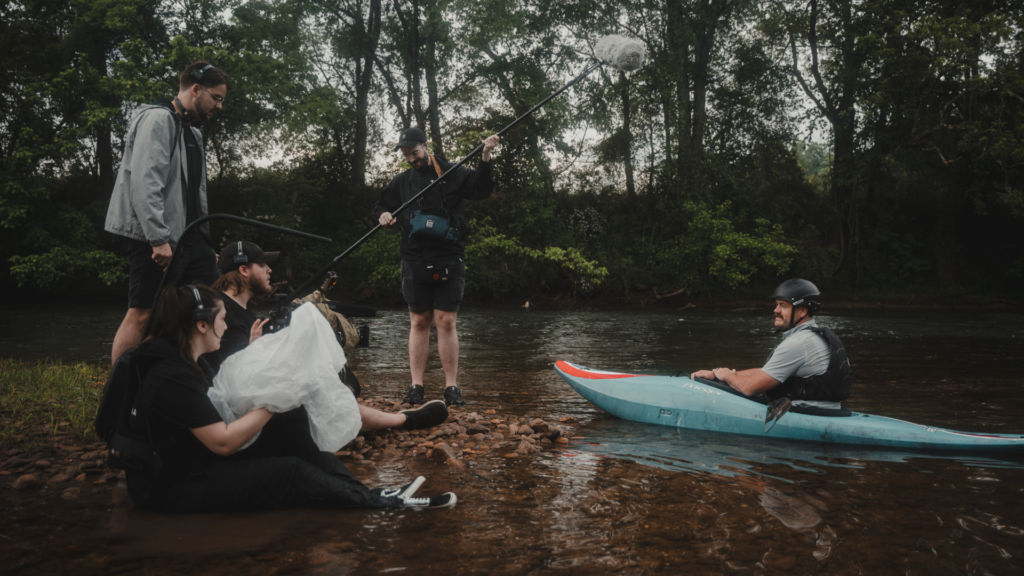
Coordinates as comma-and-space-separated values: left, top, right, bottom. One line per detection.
2, 0, 1022, 303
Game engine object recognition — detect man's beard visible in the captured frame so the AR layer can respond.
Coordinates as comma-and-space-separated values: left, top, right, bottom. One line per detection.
247, 276, 273, 300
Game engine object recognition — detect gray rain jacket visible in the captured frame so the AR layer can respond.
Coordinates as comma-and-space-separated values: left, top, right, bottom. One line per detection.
105, 102, 208, 247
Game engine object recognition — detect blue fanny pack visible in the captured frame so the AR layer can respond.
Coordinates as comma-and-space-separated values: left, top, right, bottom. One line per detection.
408, 208, 465, 243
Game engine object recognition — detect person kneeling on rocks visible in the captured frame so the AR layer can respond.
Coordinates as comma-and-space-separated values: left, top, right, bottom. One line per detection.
124, 283, 455, 512
202, 241, 448, 433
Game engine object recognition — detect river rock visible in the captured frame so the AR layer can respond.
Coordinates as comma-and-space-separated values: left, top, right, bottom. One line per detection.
515, 440, 531, 455
517, 425, 534, 436
13, 474, 40, 490
491, 432, 504, 441
555, 437, 569, 445
484, 409, 496, 415
466, 424, 489, 435
2, 458, 29, 470
47, 473, 72, 485
558, 416, 579, 424
5, 449, 23, 457
74, 473, 87, 482
445, 456, 465, 469
508, 424, 518, 436
94, 473, 118, 485
35, 460, 52, 469
428, 443, 457, 462
61, 487, 80, 500
528, 419, 549, 433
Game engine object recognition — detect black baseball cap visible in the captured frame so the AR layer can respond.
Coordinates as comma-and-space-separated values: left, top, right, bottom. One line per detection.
218, 240, 279, 273
394, 127, 427, 151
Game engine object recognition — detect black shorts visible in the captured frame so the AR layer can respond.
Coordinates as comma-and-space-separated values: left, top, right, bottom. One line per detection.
401, 259, 466, 313
125, 237, 220, 309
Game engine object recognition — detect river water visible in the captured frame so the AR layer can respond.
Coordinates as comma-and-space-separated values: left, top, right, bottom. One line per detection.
3, 303, 1024, 574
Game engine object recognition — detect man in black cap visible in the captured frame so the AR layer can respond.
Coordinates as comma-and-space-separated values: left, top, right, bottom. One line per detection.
205, 240, 450, 431
371, 128, 500, 407
207, 240, 280, 371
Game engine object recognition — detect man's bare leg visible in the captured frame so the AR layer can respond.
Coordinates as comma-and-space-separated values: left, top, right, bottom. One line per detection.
434, 310, 459, 388
111, 308, 149, 365
408, 310, 433, 386
358, 405, 406, 432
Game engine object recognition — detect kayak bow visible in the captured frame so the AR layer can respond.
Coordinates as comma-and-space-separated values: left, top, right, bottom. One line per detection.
555, 360, 1024, 452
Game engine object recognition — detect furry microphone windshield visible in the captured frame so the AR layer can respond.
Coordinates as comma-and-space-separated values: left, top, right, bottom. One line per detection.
594, 35, 646, 72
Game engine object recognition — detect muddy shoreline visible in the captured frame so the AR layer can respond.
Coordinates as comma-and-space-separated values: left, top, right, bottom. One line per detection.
0, 396, 578, 498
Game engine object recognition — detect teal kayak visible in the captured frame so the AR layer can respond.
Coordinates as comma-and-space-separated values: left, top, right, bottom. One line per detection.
555, 360, 1024, 453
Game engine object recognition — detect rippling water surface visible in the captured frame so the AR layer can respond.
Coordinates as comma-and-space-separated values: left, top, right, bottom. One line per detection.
3, 304, 1024, 574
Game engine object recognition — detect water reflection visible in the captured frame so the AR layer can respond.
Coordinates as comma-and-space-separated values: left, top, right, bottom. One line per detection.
566, 417, 1024, 481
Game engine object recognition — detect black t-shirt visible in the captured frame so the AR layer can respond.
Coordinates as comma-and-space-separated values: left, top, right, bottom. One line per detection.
128, 339, 224, 483
201, 294, 257, 374
183, 127, 202, 227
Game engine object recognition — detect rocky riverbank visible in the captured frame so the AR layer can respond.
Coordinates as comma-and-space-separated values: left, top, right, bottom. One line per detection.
0, 396, 578, 497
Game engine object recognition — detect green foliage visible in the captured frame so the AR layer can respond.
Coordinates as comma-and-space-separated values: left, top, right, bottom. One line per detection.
465, 221, 608, 299
653, 202, 796, 297
0, 359, 108, 449
2, 0, 1023, 303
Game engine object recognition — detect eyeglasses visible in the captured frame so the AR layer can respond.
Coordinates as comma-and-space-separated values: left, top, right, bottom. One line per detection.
401, 146, 425, 160
197, 85, 224, 104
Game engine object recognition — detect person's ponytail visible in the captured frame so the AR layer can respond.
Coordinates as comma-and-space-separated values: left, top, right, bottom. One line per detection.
145, 284, 222, 376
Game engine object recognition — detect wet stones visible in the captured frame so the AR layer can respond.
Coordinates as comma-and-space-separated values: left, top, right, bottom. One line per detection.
13, 474, 40, 490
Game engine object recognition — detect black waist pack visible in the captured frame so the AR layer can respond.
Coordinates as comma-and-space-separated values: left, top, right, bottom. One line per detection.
409, 259, 464, 283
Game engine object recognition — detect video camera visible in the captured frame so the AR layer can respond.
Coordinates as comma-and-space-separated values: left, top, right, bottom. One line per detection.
263, 293, 371, 348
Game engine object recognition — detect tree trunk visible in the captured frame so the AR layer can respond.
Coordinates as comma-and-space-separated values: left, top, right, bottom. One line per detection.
619, 70, 635, 196
692, 0, 727, 154
352, 0, 382, 186
423, 0, 443, 156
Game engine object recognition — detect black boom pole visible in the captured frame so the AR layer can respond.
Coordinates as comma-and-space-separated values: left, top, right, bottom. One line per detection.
142, 214, 332, 337
286, 60, 605, 302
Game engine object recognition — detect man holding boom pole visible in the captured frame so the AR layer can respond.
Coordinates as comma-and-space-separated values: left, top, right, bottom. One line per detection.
371, 128, 500, 407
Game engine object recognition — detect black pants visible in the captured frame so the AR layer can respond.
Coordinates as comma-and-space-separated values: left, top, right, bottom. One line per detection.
129, 409, 397, 513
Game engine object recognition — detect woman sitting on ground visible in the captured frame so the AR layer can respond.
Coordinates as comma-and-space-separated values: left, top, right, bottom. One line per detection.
124, 284, 455, 513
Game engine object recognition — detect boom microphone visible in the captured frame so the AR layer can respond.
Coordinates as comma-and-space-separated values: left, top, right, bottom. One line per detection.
286, 34, 647, 301
594, 35, 646, 72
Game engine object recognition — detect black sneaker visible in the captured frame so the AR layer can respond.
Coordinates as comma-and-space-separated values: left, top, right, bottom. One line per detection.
401, 492, 457, 509
443, 386, 466, 406
403, 385, 425, 405
374, 476, 425, 499
400, 400, 448, 430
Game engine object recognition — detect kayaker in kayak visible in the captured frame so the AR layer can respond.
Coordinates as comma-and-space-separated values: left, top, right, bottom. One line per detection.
690, 279, 852, 408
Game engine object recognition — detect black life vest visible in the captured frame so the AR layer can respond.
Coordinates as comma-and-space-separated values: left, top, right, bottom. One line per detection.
766, 325, 852, 403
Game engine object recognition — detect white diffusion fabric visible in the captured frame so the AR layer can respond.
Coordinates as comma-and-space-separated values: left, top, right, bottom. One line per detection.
208, 303, 361, 452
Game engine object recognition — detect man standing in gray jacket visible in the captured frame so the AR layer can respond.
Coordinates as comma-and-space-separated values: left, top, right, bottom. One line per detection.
105, 61, 231, 364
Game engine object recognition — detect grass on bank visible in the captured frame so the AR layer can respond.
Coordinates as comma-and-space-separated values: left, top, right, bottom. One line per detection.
0, 359, 108, 450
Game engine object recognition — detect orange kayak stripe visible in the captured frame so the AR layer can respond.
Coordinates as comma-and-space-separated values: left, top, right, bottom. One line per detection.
556, 360, 640, 380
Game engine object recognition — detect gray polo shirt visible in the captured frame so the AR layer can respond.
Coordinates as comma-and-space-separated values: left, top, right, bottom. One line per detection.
763, 319, 837, 407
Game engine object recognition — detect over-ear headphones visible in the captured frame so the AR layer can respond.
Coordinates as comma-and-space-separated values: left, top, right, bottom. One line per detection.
233, 241, 248, 264
173, 96, 199, 125
185, 285, 211, 321
191, 64, 214, 82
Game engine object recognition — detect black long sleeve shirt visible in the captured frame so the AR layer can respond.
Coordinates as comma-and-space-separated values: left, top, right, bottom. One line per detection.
370, 156, 493, 262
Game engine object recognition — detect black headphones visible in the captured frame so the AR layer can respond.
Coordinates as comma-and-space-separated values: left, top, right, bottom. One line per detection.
173, 96, 199, 125
233, 241, 248, 264
173, 64, 216, 125
185, 285, 211, 321
191, 64, 214, 82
